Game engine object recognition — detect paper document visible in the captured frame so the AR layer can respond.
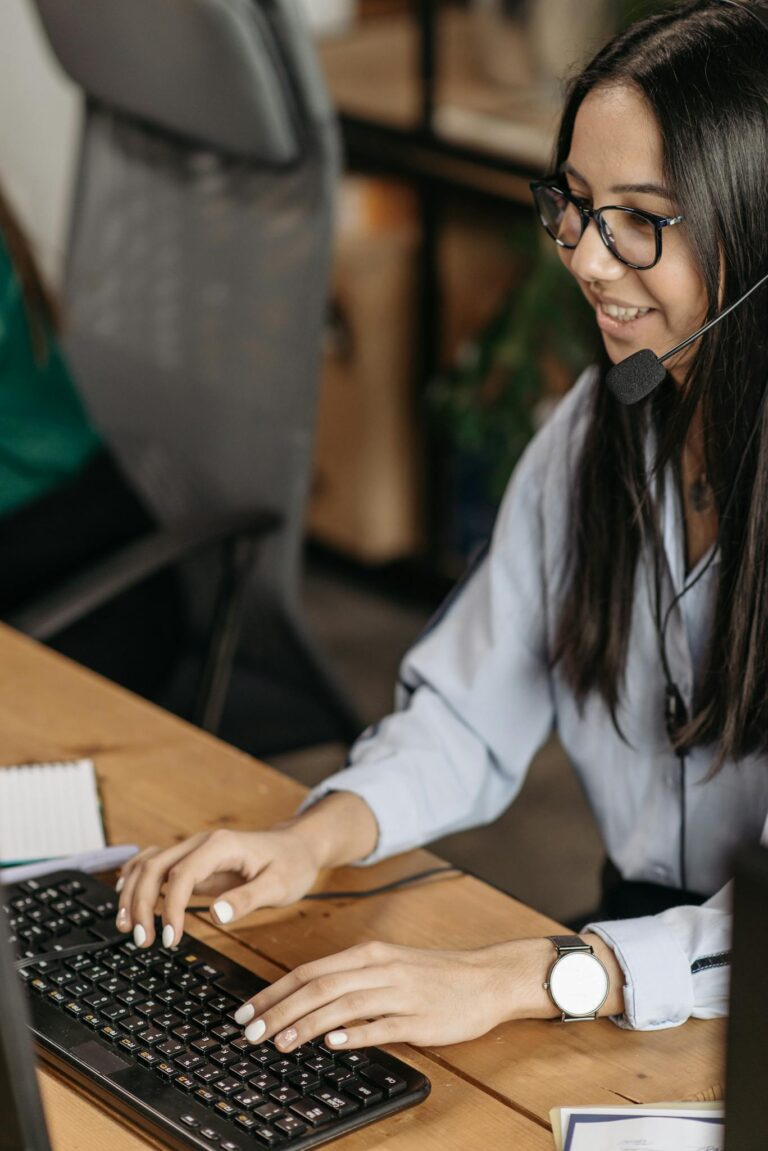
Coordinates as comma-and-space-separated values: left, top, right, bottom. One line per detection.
0, 759, 106, 864
559, 1107, 724, 1151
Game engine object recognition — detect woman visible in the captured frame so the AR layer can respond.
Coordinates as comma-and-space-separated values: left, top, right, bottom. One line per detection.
116, 0, 768, 1044
0, 187, 182, 697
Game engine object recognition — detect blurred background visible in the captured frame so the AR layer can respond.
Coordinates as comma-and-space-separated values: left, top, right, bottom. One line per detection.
0, 0, 667, 925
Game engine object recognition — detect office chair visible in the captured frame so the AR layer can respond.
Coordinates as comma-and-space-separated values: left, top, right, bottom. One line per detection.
12, 0, 361, 753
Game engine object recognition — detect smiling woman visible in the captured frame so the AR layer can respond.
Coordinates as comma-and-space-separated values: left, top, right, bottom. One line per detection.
115, 0, 768, 1054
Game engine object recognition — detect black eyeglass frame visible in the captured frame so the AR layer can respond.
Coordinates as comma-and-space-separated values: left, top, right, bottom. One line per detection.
530, 177, 684, 271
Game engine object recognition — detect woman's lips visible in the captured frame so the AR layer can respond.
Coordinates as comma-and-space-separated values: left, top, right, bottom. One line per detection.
595, 300, 656, 336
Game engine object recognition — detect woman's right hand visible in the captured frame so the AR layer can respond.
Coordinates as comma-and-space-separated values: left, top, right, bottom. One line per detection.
114, 791, 380, 950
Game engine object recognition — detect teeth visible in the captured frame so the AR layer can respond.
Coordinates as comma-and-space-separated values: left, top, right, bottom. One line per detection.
602, 303, 651, 321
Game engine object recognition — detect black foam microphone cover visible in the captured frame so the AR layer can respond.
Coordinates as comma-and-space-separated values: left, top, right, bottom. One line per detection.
606, 348, 667, 405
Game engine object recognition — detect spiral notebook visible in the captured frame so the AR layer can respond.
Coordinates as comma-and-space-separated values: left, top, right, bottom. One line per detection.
0, 759, 106, 866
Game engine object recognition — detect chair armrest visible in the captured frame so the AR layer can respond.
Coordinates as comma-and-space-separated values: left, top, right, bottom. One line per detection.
8, 509, 281, 642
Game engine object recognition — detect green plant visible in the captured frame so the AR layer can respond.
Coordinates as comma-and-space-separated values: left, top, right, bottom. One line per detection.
428, 235, 598, 503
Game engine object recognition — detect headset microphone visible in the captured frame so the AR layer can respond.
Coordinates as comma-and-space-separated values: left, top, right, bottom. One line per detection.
606, 267, 768, 405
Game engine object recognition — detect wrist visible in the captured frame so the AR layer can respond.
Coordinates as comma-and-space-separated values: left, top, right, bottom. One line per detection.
279, 791, 379, 870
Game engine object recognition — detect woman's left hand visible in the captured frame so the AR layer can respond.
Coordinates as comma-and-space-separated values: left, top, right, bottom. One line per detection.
234, 938, 554, 1051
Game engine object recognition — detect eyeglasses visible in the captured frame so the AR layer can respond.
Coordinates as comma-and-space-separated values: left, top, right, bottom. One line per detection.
530, 177, 684, 270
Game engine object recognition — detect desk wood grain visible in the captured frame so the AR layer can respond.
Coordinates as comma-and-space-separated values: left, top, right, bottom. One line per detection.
0, 625, 724, 1146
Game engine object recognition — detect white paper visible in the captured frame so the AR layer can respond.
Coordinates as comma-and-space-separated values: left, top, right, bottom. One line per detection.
564, 1109, 724, 1151
0, 759, 105, 863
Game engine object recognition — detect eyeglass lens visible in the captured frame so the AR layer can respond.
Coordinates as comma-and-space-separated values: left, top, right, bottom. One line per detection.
536, 185, 657, 268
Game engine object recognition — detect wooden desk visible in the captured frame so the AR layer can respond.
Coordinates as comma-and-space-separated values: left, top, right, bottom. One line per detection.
0, 625, 725, 1149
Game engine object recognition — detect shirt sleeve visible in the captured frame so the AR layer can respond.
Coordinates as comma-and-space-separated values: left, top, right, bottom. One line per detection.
295, 413, 563, 865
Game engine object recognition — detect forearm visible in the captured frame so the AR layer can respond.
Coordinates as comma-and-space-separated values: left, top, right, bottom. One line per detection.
278, 791, 379, 870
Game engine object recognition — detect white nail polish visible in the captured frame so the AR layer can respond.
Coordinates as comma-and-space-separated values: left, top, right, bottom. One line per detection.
212, 900, 234, 924
327, 1030, 348, 1046
133, 924, 147, 947
162, 924, 175, 949
234, 1002, 255, 1025
244, 1019, 266, 1043
115, 876, 125, 893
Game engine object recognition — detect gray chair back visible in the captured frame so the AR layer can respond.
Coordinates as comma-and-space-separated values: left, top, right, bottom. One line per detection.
33, 0, 339, 624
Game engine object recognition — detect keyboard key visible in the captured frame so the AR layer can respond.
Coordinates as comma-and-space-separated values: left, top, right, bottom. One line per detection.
154, 1012, 182, 1031
340, 1050, 369, 1071
135, 998, 163, 1018
174, 1052, 204, 1072
155, 1061, 177, 1080
119, 1037, 140, 1055
233, 1113, 257, 1132
268, 1059, 299, 1079
82, 1012, 104, 1030
211, 1047, 239, 1068
253, 1103, 284, 1122
286, 1068, 321, 1093
302, 1052, 334, 1074
214, 1100, 237, 1119
137, 1050, 160, 1067
100, 1025, 121, 1043
321, 1067, 353, 1089
289, 1098, 334, 1127
157, 1039, 186, 1058
220, 1141, 241, 1151
274, 1115, 308, 1139
195, 1087, 218, 1106
251, 1127, 281, 1147
248, 1072, 279, 1094
312, 1089, 359, 1117
343, 1079, 383, 1107
119, 1015, 148, 1035
138, 1027, 164, 1046
233, 1089, 263, 1109
172, 1024, 201, 1043
192, 1037, 220, 1056
269, 1085, 300, 1107
214, 1077, 241, 1097
174, 1074, 197, 1093
228, 1062, 254, 1080
200, 1129, 220, 1143
180, 1114, 199, 1129
195, 1064, 224, 1085
360, 1063, 408, 1096
211, 1023, 239, 1042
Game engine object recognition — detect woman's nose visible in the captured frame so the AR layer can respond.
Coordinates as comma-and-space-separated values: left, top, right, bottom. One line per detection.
569, 217, 627, 284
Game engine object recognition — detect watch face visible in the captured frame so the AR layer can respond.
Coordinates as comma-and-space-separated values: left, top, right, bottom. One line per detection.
549, 952, 609, 1017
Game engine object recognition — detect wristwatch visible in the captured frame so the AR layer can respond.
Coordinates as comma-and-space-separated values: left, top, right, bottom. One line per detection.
544, 935, 610, 1022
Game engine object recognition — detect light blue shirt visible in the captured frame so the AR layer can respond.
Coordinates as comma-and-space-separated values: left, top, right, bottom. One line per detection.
299, 367, 768, 1030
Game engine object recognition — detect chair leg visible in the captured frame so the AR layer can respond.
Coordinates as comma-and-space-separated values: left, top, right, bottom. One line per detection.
194, 535, 258, 734
276, 606, 363, 747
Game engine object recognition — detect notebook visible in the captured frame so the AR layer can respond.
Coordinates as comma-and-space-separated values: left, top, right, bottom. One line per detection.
0, 759, 105, 866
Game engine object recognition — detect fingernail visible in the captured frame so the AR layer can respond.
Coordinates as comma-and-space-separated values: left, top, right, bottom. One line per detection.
133, 924, 147, 947
277, 1027, 298, 1047
212, 900, 233, 924
116, 907, 129, 930
244, 1019, 266, 1043
162, 924, 175, 949
115, 876, 125, 893
327, 1030, 348, 1046
234, 1002, 255, 1025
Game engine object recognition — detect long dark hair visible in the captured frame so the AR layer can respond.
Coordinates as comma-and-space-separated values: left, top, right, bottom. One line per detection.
552, 0, 768, 765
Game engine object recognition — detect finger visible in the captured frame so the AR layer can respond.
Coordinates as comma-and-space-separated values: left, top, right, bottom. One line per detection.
128, 834, 209, 947
161, 840, 266, 949
268, 988, 401, 1054
323, 1015, 417, 1051
115, 847, 160, 934
115, 844, 155, 892
239, 966, 393, 1044
237, 942, 391, 1023
208, 862, 299, 927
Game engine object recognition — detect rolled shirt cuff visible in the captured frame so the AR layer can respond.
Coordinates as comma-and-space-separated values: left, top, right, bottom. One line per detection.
295, 760, 426, 866
585, 915, 695, 1030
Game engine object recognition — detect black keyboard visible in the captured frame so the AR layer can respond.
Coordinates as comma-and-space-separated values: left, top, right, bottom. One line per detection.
2, 870, 430, 1150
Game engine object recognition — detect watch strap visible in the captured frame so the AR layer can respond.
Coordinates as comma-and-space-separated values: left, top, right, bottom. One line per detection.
548, 934, 593, 955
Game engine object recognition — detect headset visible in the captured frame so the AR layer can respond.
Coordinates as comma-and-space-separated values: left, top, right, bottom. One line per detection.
609, 270, 768, 891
